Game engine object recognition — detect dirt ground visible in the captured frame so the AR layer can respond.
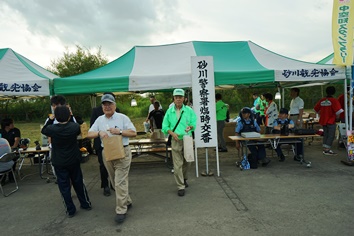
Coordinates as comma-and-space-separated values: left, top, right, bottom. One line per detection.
1, 137, 354, 236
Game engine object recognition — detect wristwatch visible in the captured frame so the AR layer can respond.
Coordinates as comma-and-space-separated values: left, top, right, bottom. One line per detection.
119, 130, 123, 135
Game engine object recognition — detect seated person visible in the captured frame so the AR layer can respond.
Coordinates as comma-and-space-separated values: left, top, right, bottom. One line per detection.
0, 118, 20, 182
235, 107, 271, 167
0, 118, 21, 151
0, 138, 15, 184
272, 108, 303, 162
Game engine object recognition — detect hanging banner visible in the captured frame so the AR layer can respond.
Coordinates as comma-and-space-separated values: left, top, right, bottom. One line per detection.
332, 0, 354, 65
191, 56, 217, 148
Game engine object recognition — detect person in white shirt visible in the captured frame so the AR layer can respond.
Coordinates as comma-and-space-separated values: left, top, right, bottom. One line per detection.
88, 94, 137, 224
289, 88, 304, 129
264, 93, 279, 134
145, 95, 162, 130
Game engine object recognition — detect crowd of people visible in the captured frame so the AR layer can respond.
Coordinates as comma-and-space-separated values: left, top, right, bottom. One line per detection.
0, 85, 348, 224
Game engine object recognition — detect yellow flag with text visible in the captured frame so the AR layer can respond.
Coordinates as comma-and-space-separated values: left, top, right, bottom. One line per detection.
332, 0, 354, 65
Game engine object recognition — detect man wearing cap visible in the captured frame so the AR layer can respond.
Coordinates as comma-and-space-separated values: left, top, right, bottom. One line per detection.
272, 108, 304, 162
87, 93, 137, 224
162, 89, 197, 197
289, 88, 304, 129
90, 92, 120, 197
235, 107, 270, 168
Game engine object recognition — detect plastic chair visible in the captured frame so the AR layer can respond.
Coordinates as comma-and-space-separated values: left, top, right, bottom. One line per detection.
0, 152, 19, 197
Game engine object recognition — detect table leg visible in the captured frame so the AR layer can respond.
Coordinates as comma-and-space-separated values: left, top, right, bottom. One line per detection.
299, 138, 311, 167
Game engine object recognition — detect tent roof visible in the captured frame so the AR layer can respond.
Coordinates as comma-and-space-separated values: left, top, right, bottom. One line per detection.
53, 41, 346, 95
317, 53, 334, 64
0, 48, 57, 98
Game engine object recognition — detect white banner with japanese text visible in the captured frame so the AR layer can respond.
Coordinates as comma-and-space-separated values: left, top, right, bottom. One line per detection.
191, 56, 217, 148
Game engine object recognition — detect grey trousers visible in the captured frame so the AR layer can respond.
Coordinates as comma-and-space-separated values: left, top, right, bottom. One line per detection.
102, 146, 132, 214
322, 124, 337, 149
289, 115, 303, 129
217, 120, 226, 149
171, 139, 191, 190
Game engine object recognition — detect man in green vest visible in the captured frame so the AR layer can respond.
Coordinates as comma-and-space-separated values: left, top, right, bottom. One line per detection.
216, 93, 228, 152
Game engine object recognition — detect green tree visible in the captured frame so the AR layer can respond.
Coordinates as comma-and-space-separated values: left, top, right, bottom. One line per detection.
48, 45, 109, 118
49, 45, 108, 77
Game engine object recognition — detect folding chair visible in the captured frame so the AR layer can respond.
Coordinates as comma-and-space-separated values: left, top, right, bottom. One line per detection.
337, 123, 347, 149
0, 152, 19, 197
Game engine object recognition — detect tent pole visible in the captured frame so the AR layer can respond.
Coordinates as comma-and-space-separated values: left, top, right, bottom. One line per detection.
205, 148, 209, 174
216, 147, 220, 176
195, 147, 199, 177
344, 79, 348, 132
350, 66, 353, 131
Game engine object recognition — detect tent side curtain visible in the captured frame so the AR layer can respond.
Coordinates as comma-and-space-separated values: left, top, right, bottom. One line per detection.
53, 48, 136, 95
0, 48, 55, 97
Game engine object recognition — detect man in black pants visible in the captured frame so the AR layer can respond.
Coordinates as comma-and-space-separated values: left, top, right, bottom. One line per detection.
90, 92, 120, 196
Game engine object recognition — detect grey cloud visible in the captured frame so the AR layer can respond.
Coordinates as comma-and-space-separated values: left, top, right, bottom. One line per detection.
1, 0, 184, 57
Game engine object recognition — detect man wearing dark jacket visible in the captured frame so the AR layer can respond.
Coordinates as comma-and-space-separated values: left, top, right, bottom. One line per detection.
41, 106, 91, 218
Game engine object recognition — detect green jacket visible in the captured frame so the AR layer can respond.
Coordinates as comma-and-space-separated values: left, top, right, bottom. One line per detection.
216, 100, 227, 121
162, 104, 197, 140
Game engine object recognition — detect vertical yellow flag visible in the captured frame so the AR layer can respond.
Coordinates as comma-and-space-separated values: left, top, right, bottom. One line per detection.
332, 0, 354, 65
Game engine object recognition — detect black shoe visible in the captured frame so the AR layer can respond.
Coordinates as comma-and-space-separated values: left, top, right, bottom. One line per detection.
80, 206, 92, 211
127, 203, 132, 210
178, 189, 185, 197
68, 211, 76, 218
115, 214, 126, 224
219, 148, 228, 152
103, 186, 111, 196
262, 159, 271, 167
279, 155, 285, 162
184, 179, 189, 188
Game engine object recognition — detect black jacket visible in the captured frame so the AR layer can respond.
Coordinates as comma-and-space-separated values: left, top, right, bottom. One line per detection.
41, 120, 81, 167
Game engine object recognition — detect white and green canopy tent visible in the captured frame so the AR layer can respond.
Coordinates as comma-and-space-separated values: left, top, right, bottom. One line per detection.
317, 53, 334, 64
0, 48, 57, 99
53, 41, 347, 95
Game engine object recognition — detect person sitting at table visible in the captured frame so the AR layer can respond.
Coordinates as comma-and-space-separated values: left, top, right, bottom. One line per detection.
0, 118, 21, 151
0, 118, 21, 182
235, 107, 271, 168
272, 108, 304, 162
41, 105, 92, 218
0, 138, 15, 185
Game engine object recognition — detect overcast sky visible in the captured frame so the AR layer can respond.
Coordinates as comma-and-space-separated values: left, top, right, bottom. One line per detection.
0, 0, 334, 69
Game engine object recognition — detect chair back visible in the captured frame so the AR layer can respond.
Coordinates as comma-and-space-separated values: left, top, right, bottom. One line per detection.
0, 153, 16, 162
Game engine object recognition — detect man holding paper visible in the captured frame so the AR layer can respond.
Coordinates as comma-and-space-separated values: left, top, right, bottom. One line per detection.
162, 88, 197, 197
88, 94, 136, 224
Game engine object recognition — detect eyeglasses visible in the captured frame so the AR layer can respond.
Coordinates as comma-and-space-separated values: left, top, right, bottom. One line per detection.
102, 102, 114, 107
